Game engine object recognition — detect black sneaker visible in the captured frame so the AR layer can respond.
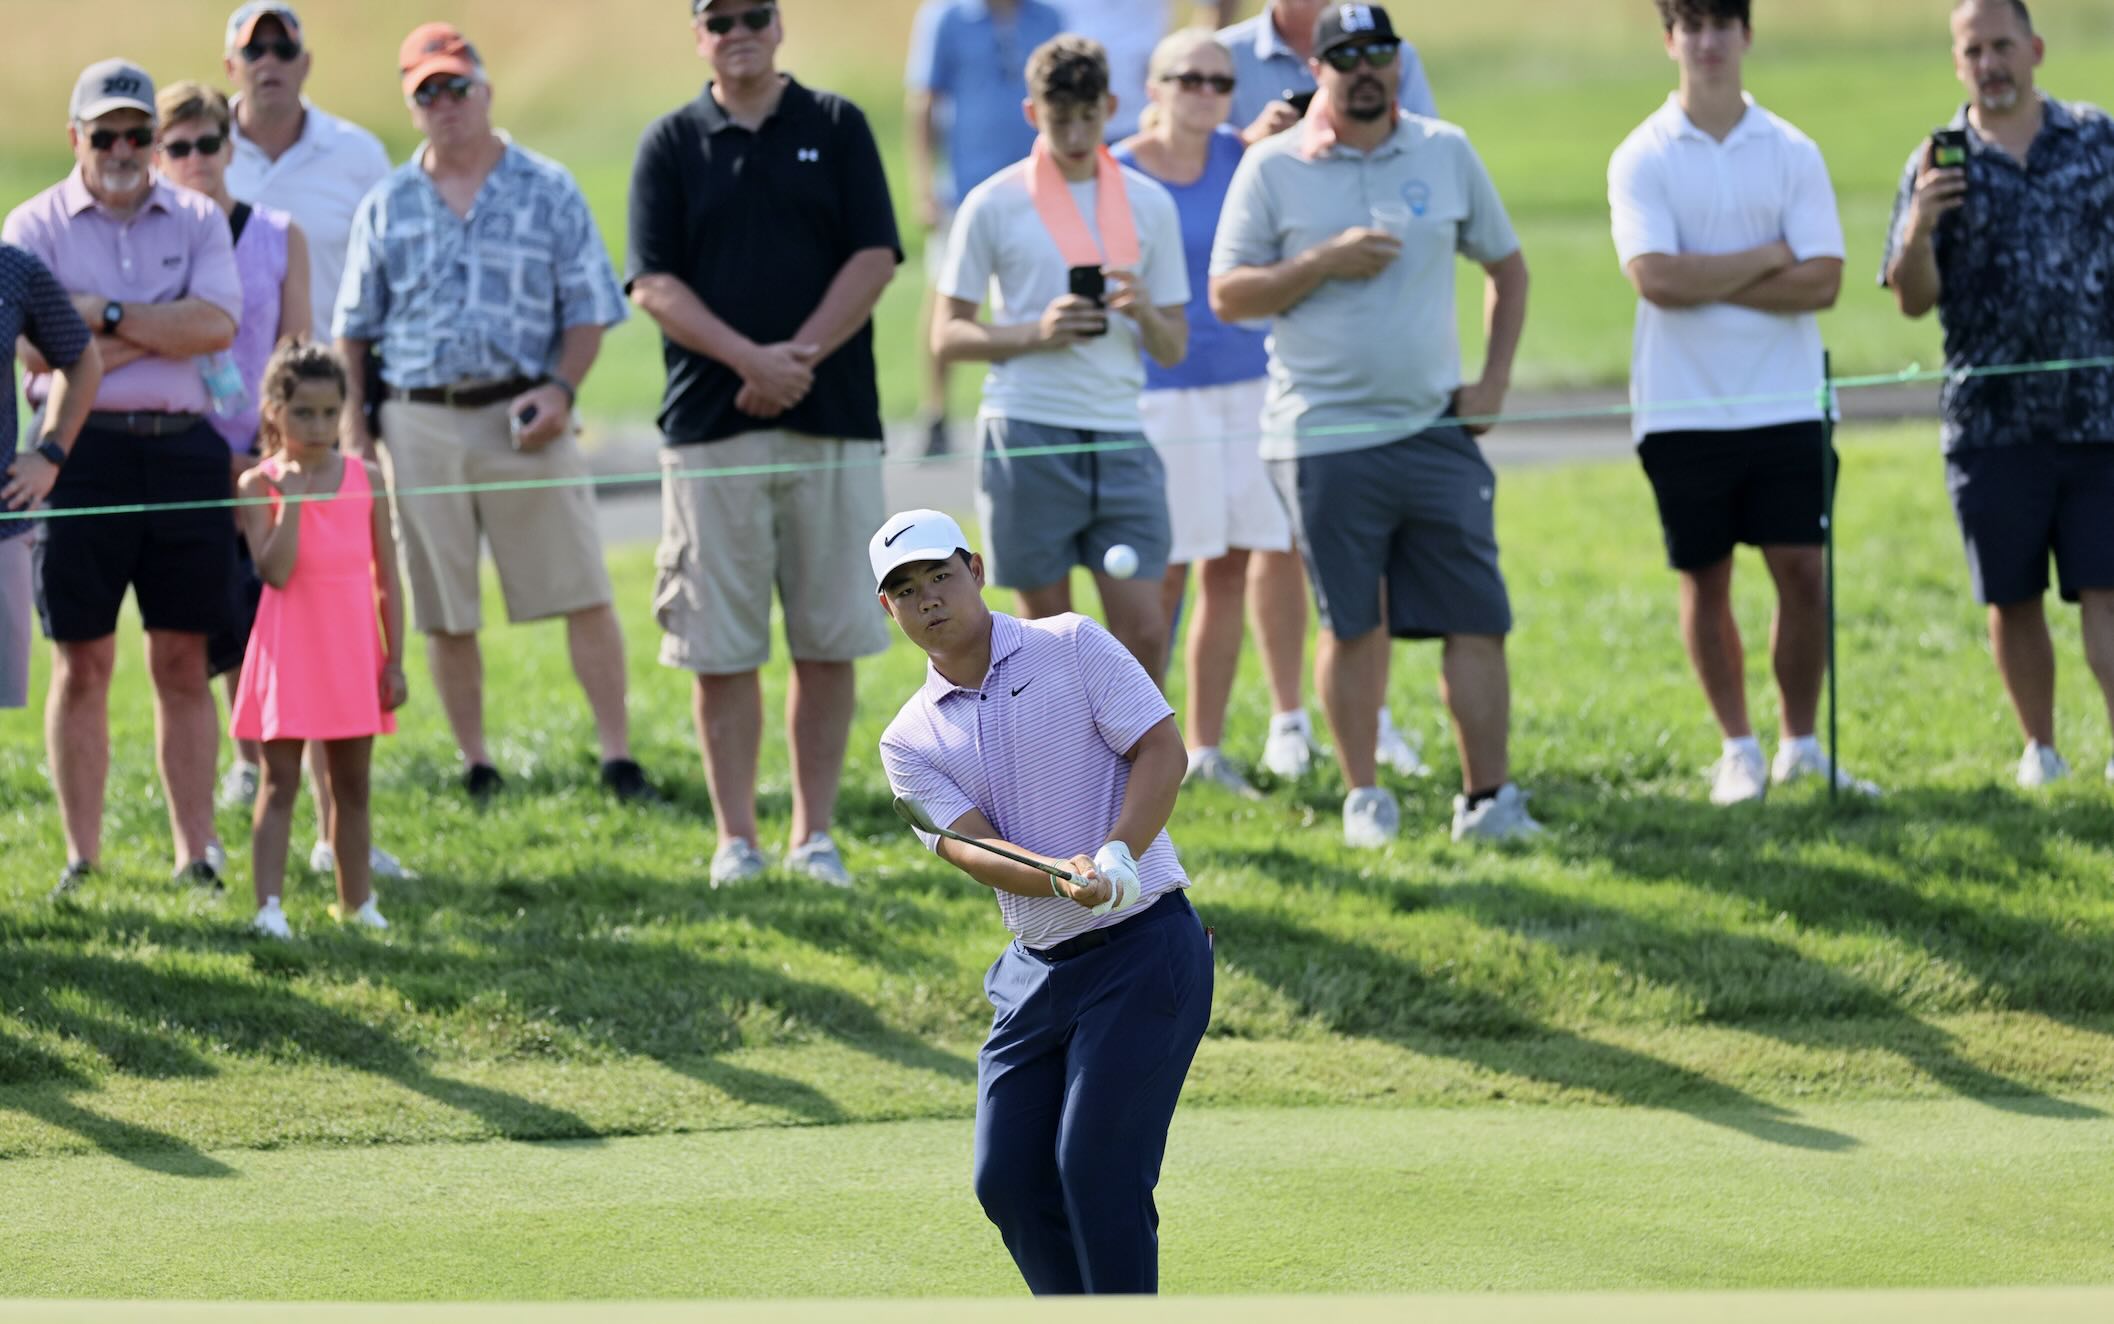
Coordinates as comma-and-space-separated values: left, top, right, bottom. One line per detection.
601, 758, 664, 805
924, 415, 951, 458
175, 860, 226, 895
50, 860, 92, 902
463, 763, 505, 800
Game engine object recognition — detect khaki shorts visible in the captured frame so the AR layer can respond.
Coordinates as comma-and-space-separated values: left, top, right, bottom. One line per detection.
655, 431, 890, 674
379, 397, 613, 634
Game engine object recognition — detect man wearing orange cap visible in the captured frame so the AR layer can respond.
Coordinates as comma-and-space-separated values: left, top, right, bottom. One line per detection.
335, 24, 654, 806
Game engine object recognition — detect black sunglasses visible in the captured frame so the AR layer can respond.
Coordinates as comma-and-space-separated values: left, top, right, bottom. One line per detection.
413, 75, 477, 108
240, 38, 302, 63
1322, 41, 1401, 73
698, 4, 776, 36
1162, 71, 1237, 95
87, 126, 155, 152
158, 133, 226, 159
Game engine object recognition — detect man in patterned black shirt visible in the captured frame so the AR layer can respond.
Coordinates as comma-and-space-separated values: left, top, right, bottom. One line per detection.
0, 243, 102, 711
1882, 0, 2114, 789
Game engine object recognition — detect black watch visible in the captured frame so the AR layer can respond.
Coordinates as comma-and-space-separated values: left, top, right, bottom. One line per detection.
34, 438, 67, 468
100, 301, 124, 335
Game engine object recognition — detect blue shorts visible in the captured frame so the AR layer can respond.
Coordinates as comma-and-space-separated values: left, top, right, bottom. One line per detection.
1945, 442, 2114, 604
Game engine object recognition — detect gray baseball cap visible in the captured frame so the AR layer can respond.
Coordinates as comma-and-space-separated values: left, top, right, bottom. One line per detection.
70, 59, 156, 123
225, 3, 303, 50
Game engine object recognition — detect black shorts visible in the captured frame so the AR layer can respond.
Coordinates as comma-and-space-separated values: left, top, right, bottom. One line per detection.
1637, 421, 1835, 572
35, 422, 236, 643
206, 529, 263, 679
1945, 442, 2114, 605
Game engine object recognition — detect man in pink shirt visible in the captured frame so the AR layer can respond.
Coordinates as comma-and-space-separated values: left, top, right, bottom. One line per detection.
4, 60, 245, 896
874, 507, 1212, 1295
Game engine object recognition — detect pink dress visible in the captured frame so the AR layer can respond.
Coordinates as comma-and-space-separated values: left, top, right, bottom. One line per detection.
230, 456, 396, 742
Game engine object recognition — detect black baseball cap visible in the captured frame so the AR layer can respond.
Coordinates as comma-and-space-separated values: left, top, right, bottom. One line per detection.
1313, 4, 1399, 57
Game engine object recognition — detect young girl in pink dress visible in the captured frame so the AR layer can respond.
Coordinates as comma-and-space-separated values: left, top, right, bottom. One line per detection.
229, 343, 407, 938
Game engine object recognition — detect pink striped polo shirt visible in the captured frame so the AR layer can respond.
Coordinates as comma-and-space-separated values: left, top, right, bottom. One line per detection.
880, 611, 1190, 949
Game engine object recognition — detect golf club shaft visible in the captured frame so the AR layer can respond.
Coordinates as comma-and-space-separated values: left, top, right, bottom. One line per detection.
1822, 349, 1838, 805
935, 826, 1076, 882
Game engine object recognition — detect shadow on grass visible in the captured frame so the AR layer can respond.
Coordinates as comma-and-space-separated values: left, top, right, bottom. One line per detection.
0, 1030, 234, 1178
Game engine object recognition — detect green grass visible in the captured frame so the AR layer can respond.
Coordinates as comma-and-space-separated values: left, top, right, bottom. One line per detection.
6, 1100, 2114, 1298
6, 2, 2112, 422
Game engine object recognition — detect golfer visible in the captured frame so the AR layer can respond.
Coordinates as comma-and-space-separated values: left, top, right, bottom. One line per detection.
874, 507, 1213, 1296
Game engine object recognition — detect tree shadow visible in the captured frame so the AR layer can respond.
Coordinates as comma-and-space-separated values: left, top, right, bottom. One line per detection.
0, 1028, 234, 1177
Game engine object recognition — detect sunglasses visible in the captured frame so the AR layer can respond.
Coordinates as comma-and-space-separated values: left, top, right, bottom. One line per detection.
240, 38, 302, 63
1322, 41, 1401, 73
87, 126, 155, 152
158, 133, 226, 160
698, 4, 776, 36
1162, 71, 1237, 95
413, 75, 477, 108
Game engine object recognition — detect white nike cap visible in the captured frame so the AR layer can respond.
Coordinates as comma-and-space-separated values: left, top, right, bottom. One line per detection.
870, 509, 970, 588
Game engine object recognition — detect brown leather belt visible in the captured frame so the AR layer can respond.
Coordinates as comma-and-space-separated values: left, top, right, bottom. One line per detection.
86, 411, 205, 437
387, 378, 539, 409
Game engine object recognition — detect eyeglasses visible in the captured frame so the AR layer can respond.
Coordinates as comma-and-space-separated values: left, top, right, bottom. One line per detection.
158, 133, 226, 159
697, 3, 776, 36
413, 76, 477, 108
1322, 41, 1401, 73
87, 126, 155, 152
240, 38, 302, 63
1162, 71, 1237, 95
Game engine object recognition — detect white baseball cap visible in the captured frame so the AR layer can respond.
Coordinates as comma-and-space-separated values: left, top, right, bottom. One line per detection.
870, 509, 970, 588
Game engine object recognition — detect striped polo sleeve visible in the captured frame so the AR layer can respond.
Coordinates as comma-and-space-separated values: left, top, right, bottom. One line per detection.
1072, 618, 1173, 757
879, 720, 980, 854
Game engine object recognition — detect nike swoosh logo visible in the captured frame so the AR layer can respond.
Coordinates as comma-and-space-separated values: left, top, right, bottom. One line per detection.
883, 525, 913, 547
1011, 680, 1032, 697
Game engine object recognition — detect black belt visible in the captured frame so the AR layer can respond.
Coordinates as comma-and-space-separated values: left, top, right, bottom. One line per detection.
86, 411, 204, 437
387, 378, 540, 409
1034, 890, 1192, 962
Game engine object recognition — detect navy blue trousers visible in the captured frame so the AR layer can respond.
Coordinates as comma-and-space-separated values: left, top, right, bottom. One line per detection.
973, 891, 1214, 1295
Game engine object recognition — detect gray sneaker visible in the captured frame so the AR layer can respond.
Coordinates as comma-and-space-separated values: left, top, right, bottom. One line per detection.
709, 838, 769, 888
1451, 783, 1544, 844
217, 761, 260, 811
1184, 748, 1261, 799
787, 832, 852, 887
1342, 786, 1400, 849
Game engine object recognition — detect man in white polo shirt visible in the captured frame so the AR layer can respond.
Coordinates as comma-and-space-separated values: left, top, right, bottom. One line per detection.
1212, 4, 1537, 847
1609, 0, 1878, 805
222, 3, 392, 343
873, 507, 1212, 1295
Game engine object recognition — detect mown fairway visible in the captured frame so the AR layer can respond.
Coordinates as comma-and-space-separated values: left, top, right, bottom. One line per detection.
5, 1, 2113, 420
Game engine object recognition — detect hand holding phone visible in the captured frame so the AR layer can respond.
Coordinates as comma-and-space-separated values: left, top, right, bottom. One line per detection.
1930, 128, 1970, 172
509, 402, 539, 450
1067, 265, 1109, 338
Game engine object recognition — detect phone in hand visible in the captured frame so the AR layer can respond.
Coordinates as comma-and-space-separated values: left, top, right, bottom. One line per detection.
1284, 89, 1316, 117
1068, 265, 1108, 338
1930, 128, 1970, 173
509, 402, 539, 449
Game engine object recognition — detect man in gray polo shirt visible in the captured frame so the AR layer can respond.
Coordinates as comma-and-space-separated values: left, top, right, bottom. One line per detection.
1211, 3, 1537, 847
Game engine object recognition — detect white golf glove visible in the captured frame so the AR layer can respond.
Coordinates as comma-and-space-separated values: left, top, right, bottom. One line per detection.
1090, 840, 1142, 917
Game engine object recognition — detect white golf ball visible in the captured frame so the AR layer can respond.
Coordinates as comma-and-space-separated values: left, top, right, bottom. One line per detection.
1102, 544, 1140, 579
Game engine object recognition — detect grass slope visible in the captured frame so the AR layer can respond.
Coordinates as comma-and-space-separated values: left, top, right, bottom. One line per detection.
7, 1101, 2114, 1298
2, 426, 2111, 1170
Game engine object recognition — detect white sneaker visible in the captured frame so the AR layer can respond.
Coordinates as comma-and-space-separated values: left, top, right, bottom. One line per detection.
710, 838, 769, 888
310, 842, 415, 879
1342, 786, 1400, 849
217, 761, 260, 811
1185, 748, 1261, 799
250, 903, 292, 940
1770, 741, 1882, 797
1452, 783, 1544, 843
787, 833, 852, 887
309, 841, 335, 874
1709, 743, 1768, 806
2016, 742, 2070, 789
330, 898, 388, 930
1375, 709, 1430, 778
1261, 711, 1318, 779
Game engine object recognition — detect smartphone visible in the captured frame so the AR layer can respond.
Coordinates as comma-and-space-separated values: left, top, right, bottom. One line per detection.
509, 402, 539, 449
1067, 265, 1108, 338
1284, 89, 1315, 117
1930, 128, 1970, 172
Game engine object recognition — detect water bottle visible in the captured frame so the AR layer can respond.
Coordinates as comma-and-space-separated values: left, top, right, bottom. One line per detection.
200, 352, 249, 418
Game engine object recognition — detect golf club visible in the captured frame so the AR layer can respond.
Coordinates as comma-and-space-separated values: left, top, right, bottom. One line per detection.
1821, 349, 1838, 806
892, 795, 1082, 885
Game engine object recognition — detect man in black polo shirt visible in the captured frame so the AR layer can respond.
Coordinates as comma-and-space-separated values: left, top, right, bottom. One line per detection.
628, 0, 902, 887
1882, 0, 2114, 789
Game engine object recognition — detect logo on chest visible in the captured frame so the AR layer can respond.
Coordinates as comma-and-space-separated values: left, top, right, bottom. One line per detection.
796, 147, 820, 163
1401, 180, 1431, 217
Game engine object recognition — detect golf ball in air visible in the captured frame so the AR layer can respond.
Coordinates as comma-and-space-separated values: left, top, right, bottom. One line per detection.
1103, 544, 1140, 579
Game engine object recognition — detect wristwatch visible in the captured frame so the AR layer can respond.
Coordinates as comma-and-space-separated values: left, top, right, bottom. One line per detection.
100, 301, 124, 335
34, 438, 67, 468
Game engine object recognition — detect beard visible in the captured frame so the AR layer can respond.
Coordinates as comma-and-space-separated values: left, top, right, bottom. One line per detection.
1978, 78, 2019, 111
1341, 76, 1390, 123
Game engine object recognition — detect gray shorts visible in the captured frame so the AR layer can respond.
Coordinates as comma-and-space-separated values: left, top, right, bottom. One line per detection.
974, 417, 1172, 591
1270, 423, 1512, 641
1, 536, 31, 708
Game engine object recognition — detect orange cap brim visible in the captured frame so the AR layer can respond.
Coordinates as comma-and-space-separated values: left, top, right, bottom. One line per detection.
401, 56, 479, 98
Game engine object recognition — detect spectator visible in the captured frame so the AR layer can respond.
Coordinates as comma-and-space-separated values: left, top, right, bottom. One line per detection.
1217, 0, 1436, 145
4, 59, 244, 893
627, 0, 902, 887
1609, 0, 1877, 804
223, 3, 392, 345
1057, 2, 1235, 141
1883, 0, 2114, 788
1112, 29, 1307, 797
1211, 5, 1539, 846
336, 23, 653, 804
0, 248, 103, 713
905, 0, 1065, 455
934, 35, 1189, 680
